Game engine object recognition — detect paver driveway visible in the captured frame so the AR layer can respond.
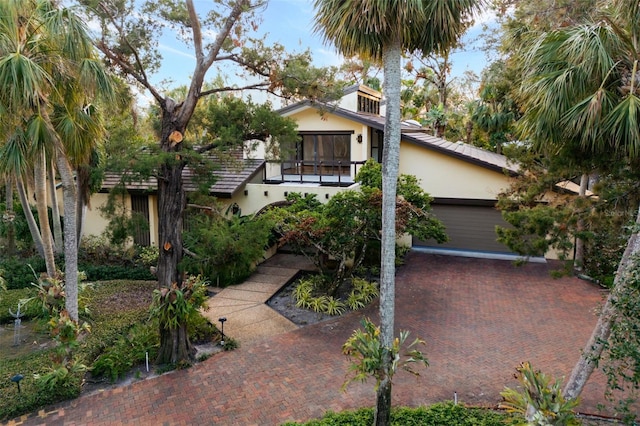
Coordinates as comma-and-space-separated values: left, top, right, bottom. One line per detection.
9, 252, 610, 425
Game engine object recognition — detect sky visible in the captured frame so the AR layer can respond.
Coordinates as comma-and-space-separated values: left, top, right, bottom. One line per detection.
146, 0, 497, 105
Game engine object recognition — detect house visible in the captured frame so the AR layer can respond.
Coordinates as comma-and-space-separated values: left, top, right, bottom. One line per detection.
84, 84, 543, 258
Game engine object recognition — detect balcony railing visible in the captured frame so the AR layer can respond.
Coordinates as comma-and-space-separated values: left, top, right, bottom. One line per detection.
264, 160, 367, 186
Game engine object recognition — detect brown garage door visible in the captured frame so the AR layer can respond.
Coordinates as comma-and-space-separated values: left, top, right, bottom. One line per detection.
413, 204, 511, 253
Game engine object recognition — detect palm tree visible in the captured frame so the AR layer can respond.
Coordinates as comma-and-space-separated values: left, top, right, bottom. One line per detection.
313, 1, 481, 423
517, 0, 640, 400
0, 0, 113, 321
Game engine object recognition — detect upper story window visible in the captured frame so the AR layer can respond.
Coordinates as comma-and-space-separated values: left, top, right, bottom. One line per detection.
283, 132, 352, 176
357, 94, 380, 115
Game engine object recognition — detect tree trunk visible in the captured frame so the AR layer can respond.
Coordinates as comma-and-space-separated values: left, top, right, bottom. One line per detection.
377, 40, 402, 426
15, 175, 45, 257
563, 205, 640, 399
157, 322, 195, 365
75, 177, 86, 246
75, 164, 91, 246
48, 159, 63, 254
156, 106, 191, 364
573, 173, 588, 272
374, 374, 392, 426
4, 178, 16, 256
34, 150, 56, 277
55, 147, 79, 321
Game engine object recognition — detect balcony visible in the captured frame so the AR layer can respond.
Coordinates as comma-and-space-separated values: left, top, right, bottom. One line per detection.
264, 160, 366, 187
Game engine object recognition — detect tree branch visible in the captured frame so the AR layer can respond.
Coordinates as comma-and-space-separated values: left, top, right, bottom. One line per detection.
198, 82, 270, 98
95, 3, 164, 105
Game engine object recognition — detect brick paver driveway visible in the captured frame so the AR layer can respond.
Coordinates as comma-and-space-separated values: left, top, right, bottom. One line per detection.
12, 252, 610, 425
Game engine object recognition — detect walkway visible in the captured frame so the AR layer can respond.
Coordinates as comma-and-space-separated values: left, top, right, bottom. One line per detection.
7, 252, 616, 425
200, 253, 316, 345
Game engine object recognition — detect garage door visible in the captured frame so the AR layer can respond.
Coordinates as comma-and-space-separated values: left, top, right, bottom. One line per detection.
413, 204, 511, 253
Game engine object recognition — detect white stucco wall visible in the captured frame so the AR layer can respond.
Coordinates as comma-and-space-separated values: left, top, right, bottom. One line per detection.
232, 182, 361, 215
399, 142, 513, 200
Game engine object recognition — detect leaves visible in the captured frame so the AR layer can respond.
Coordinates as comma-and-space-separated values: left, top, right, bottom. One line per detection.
341, 318, 428, 392
500, 362, 580, 425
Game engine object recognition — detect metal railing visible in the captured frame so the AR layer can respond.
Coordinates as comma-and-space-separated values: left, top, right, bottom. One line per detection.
264, 160, 367, 186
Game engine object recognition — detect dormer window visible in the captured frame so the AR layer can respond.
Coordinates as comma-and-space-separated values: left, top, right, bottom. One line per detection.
357, 93, 380, 115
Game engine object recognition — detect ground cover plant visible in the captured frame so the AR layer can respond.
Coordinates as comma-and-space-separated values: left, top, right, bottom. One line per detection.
0, 277, 218, 422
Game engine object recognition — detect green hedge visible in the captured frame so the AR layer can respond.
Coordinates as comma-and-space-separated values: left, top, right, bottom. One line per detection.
283, 402, 521, 425
79, 264, 155, 281
0, 288, 40, 324
0, 257, 46, 290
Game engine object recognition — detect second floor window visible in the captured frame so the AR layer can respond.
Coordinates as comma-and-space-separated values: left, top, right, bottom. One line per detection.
284, 132, 351, 175
358, 94, 380, 115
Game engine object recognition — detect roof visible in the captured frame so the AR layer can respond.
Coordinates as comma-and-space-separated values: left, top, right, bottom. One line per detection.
101, 158, 265, 198
277, 101, 520, 176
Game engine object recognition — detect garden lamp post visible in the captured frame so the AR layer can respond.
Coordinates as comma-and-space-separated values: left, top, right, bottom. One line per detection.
218, 317, 227, 346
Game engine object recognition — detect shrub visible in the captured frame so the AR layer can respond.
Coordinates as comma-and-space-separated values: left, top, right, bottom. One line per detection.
187, 313, 217, 344
80, 264, 155, 281
182, 212, 273, 287
500, 362, 579, 425
0, 256, 46, 290
91, 322, 158, 382
324, 297, 346, 316
282, 402, 520, 425
137, 245, 159, 268
0, 287, 40, 323
342, 318, 428, 392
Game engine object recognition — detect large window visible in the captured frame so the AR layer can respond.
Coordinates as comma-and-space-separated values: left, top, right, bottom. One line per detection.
284, 132, 351, 175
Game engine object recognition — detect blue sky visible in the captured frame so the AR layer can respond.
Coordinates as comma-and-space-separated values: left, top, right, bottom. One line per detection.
150, 0, 495, 101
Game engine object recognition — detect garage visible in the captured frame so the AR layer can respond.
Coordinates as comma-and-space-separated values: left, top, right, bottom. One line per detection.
413, 202, 513, 254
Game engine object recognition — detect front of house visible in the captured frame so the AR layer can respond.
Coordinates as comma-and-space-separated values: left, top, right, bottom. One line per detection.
85, 84, 531, 257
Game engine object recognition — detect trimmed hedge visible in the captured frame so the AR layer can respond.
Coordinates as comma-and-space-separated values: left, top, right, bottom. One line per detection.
79, 264, 154, 281
282, 402, 521, 425
0, 256, 46, 290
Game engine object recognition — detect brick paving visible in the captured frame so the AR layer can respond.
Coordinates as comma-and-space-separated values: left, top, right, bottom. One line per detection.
7, 252, 614, 425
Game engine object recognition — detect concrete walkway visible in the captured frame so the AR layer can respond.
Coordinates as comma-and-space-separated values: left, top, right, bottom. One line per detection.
200, 253, 316, 345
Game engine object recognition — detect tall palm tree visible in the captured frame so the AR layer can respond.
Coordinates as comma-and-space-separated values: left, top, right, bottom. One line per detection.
0, 0, 113, 320
517, 0, 640, 400
313, 1, 481, 423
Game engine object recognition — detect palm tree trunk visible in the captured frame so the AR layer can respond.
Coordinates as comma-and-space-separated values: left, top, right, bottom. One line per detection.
4, 177, 16, 256
15, 174, 45, 257
75, 176, 86, 246
563, 204, 640, 399
573, 173, 588, 271
375, 375, 392, 426
377, 39, 402, 426
55, 146, 80, 321
48, 158, 63, 254
34, 150, 56, 277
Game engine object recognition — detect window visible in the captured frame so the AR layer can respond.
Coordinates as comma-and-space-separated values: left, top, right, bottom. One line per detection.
371, 129, 384, 163
357, 94, 380, 115
283, 133, 351, 175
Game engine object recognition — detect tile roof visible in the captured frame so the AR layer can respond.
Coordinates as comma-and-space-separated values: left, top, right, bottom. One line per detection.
401, 132, 520, 175
101, 158, 265, 198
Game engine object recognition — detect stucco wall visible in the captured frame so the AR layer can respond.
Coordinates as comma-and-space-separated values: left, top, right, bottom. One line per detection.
82, 193, 158, 247
233, 182, 361, 215
82, 193, 114, 238
286, 108, 370, 164
399, 141, 513, 200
